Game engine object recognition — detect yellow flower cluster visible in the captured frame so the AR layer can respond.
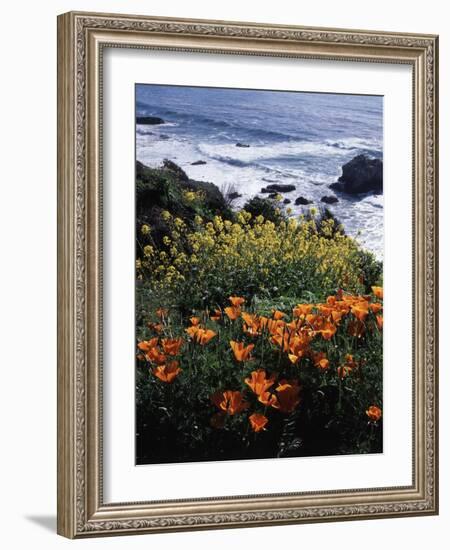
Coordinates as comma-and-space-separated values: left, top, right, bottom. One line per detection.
138, 211, 364, 295
182, 189, 206, 204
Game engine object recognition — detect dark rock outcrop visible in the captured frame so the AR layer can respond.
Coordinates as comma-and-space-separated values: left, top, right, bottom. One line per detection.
191, 160, 207, 166
283, 198, 291, 204
188, 179, 229, 212
261, 184, 296, 194
236, 142, 250, 148
330, 154, 383, 194
136, 160, 232, 250
136, 116, 165, 125
162, 159, 189, 183
321, 195, 339, 204
295, 196, 312, 205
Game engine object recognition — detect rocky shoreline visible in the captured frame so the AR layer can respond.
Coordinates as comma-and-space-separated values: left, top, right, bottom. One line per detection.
137, 114, 383, 205
178, 152, 383, 211
136, 147, 386, 265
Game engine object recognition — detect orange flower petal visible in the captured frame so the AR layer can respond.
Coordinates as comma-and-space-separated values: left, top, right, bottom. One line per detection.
366, 405, 382, 422
249, 413, 268, 433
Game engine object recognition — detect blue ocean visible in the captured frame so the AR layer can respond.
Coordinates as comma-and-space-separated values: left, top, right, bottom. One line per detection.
136, 85, 383, 258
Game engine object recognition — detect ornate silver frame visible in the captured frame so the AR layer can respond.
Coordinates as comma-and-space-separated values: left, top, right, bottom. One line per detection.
57, 11, 439, 538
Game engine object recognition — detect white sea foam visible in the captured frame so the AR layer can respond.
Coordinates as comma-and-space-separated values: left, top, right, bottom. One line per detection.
324, 137, 382, 152
137, 132, 384, 259
197, 139, 360, 166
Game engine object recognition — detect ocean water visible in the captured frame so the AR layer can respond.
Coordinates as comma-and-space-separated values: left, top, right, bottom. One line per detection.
136, 84, 383, 258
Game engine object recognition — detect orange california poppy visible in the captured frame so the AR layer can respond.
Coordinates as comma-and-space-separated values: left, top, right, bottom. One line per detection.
370, 302, 383, 314
317, 305, 333, 317
305, 314, 320, 330
242, 311, 258, 326
337, 366, 351, 379
161, 337, 184, 356
258, 390, 278, 408
137, 337, 159, 352
331, 310, 344, 324
229, 296, 246, 307
351, 301, 369, 322
288, 353, 301, 365
272, 310, 286, 320
258, 316, 270, 329
249, 413, 269, 433
152, 361, 181, 383
190, 316, 201, 326
288, 335, 311, 363
195, 328, 217, 345
366, 405, 382, 422
185, 325, 200, 338
271, 380, 301, 414
243, 323, 259, 337
376, 315, 383, 330
145, 346, 167, 366
224, 306, 241, 321
211, 390, 248, 415
230, 340, 254, 362
371, 286, 383, 300
266, 318, 285, 337
155, 307, 168, 319
317, 321, 337, 341
337, 354, 358, 378
344, 354, 357, 367
286, 318, 303, 331
317, 358, 330, 370
270, 329, 289, 351
245, 370, 276, 396
292, 304, 314, 317
289, 332, 312, 355
147, 321, 163, 333
241, 312, 261, 336
311, 350, 326, 363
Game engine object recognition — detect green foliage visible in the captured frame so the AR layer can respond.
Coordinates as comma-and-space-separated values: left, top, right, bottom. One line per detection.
357, 249, 383, 293
243, 195, 285, 224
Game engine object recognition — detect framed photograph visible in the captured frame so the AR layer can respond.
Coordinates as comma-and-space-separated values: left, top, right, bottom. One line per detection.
57, 11, 439, 538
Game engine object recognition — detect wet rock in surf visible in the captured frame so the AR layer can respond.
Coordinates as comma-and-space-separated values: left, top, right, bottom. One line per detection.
321, 195, 339, 204
136, 116, 165, 125
330, 154, 383, 194
295, 196, 312, 205
162, 159, 189, 183
261, 184, 296, 194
